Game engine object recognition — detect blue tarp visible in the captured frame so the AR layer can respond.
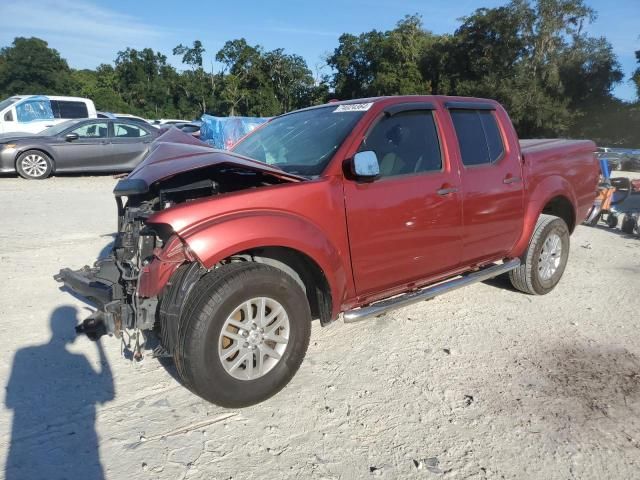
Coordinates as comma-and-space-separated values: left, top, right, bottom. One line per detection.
15, 95, 54, 123
199, 115, 269, 150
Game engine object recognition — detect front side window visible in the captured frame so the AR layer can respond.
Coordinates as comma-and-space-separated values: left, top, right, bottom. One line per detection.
114, 123, 149, 138
71, 122, 108, 138
450, 109, 504, 166
359, 111, 442, 178
232, 105, 366, 178
16, 98, 54, 123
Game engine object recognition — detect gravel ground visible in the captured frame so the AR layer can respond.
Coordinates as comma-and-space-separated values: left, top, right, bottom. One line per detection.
0, 173, 639, 480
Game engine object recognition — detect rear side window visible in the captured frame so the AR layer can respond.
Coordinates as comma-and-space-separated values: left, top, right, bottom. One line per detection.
51, 100, 89, 119
359, 111, 442, 178
114, 123, 149, 138
451, 110, 504, 166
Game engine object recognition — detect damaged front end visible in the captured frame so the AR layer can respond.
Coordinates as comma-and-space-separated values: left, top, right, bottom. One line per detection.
55, 129, 301, 350
55, 187, 193, 343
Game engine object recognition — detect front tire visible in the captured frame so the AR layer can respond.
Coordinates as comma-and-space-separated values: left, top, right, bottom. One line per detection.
16, 150, 53, 179
509, 214, 570, 295
174, 262, 311, 407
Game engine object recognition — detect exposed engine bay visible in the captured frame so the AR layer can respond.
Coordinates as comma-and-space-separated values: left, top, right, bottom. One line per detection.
55, 163, 295, 353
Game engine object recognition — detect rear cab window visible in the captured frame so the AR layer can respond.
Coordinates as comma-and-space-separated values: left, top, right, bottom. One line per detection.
450, 108, 504, 166
51, 100, 89, 119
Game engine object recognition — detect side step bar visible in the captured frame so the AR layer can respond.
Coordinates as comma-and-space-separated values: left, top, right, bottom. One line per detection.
343, 259, 521, 323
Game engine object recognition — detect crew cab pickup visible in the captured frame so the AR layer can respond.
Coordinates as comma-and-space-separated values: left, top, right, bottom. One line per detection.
56, 96, 599, 407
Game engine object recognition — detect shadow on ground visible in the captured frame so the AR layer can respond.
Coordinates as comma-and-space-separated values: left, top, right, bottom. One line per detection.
4, 306, 114, 479
517, 342, 640, 448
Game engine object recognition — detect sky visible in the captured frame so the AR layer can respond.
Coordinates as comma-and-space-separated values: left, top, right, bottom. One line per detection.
0, 0, 638, 101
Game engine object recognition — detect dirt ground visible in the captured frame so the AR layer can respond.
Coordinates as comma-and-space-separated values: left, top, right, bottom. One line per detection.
0, 173, 639, 480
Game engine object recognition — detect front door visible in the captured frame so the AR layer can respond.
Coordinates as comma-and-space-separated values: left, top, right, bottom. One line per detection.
344, 109, 463, 297
53, 121, 112, 170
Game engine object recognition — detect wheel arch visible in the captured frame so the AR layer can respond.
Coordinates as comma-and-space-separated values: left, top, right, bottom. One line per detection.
510, 175, 578, 258
541, 195, 576, 233
230, 246, 333, 325
176, 211, 348, 322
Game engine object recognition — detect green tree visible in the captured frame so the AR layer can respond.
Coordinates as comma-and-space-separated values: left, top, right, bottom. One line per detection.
173, 40, 213, 115
0, 37, 74, 96
633, 49, 640, 100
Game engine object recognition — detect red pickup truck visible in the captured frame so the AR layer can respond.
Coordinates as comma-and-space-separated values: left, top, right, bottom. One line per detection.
56, 96, 599, 407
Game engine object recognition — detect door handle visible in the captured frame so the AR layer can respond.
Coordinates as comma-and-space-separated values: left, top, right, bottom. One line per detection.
437, 186, 459, 196
503, 175, 522, 184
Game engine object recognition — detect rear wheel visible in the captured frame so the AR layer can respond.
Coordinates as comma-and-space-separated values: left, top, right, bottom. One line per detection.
509, 214, 570, 295
16, 150, 53, 179
174, 262, 311, 407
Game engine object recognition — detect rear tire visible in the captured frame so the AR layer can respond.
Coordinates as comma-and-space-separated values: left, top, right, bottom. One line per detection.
16, 150, 53, 179
174, 262, 311, 407
509, 214, 570, 295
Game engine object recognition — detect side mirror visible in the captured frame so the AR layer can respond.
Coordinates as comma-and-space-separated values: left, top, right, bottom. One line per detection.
351, 151, 380, 180
65, 133, 79, 142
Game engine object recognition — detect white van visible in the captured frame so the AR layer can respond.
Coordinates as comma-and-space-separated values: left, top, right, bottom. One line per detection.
0, 95, 97, 134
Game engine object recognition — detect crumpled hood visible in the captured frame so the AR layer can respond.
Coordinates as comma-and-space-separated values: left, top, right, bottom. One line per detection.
121, 127, 303, 190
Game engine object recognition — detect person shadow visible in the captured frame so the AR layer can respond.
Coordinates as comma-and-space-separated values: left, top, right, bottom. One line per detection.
4, 306, 114, 480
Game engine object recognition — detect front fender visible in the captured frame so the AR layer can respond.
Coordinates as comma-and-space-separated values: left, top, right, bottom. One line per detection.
178, 211, 347, 318
510, 175, 578, 258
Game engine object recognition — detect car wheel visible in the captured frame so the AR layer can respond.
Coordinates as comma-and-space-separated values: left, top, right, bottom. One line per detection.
174, 262, 311, 407
509, 214, 570, 295
16, 150, 53, 179
621, 215, 637, 235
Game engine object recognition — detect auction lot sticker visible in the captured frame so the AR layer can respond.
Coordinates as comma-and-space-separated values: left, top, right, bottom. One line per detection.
333, 102, 373, 113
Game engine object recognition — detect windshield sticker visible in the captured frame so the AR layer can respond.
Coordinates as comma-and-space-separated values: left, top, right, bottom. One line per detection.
333, 102, 373, 113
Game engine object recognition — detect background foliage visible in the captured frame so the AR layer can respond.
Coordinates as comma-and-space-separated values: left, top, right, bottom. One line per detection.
0, 0, 638, 146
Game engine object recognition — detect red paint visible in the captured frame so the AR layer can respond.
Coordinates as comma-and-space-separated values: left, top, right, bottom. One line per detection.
134, 96, 599, 319
137, 235, 187, 298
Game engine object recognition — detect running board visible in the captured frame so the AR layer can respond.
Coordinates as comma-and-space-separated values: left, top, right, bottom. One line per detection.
343, 259, 521, 323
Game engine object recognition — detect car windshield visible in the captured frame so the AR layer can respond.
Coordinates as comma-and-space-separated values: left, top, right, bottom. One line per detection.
231, 105, 368, 178
0, 97, 19, 112
40, 120, 83, 136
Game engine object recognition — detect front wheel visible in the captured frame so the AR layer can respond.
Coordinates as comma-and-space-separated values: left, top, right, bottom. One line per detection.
509, 214, 570, 295
174, 262, 311, 407
16, 150, 53, 179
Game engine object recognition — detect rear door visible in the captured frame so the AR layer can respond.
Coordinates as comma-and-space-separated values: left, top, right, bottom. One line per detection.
344, 106, 463, 297
110, 122, 153, 170
447, 103, 524, 265
52, 121, 112, 171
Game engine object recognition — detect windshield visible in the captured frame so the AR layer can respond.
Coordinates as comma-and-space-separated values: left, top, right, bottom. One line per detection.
40, 120, 82, 136
231, 105, 367, 177
0, 97, 19, 112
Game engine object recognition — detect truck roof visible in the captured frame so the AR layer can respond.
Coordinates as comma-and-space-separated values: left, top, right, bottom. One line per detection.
285, 95, 499, 116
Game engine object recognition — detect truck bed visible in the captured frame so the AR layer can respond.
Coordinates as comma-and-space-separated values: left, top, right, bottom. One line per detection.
519, 138, 598, 228
519, 138, 594, 153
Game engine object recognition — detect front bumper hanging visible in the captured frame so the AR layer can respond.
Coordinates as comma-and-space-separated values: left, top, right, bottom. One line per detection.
54, 258, 132, 338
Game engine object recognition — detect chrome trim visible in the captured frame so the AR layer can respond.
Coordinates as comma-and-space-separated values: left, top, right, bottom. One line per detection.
343, 259, 521, 323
